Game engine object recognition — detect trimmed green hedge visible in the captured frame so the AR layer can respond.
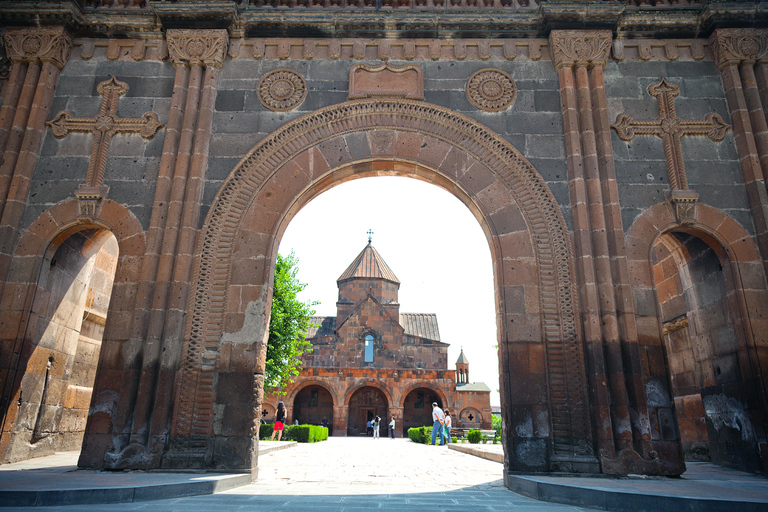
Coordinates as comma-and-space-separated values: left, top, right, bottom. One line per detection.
260, 424, 329, 442
259, 423, 274, 439
408, 426, 431, 444
467, 429, 482, 444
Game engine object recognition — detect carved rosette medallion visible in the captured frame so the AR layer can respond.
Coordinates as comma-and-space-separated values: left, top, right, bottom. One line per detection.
709, 28, 768, 69
166, 29, 228, 68
257, 69, 307, 112
3, 27, 73, 69
550, 30, 612, 69
466, 69, 516, 112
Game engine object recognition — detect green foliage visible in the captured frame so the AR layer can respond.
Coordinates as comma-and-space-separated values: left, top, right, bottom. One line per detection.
283, 424, 328, 443
451, 436, 457, 444
407, 426, 433, 444
266, 252, 318, 390
467, 429, 482, 444
259, 423, 274, 439
492, 414, 502, 436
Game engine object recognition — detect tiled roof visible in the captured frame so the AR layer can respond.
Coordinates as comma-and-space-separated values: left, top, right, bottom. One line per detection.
455, 348, 469, 365
456, 382, 491, 392
400, 313, 441, 342
337, 242, 400, 284
307, 316, 335, 338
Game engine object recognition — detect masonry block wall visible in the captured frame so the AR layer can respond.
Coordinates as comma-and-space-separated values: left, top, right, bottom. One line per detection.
1, 3, 767, 479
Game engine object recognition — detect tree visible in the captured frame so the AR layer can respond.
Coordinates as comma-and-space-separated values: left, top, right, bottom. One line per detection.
266, 251, 318, 390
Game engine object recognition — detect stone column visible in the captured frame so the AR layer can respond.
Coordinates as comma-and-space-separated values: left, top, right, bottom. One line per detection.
710, 28, 768, 279
388, 406, 403, 438
80, 29, 229, 471
0, 27, 72, 299
551, 30, 659, 475
333, 405, 348, 436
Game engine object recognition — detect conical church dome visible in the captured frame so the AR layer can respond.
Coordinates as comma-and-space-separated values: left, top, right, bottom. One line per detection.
337, 241, 400, 284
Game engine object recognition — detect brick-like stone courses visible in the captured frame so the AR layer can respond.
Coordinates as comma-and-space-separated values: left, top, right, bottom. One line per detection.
625, 202, 768, 474
652, 232, 764, 472
1, 229, 117, 462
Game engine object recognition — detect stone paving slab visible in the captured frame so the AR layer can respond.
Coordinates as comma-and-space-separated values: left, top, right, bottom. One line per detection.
448, 441, 504, 463
2, 437, 767, 511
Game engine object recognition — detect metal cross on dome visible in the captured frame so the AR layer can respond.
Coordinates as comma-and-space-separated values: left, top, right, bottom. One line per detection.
367, 229, 374, 243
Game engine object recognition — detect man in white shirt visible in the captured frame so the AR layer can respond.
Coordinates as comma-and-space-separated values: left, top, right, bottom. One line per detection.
430, 402, 445, 445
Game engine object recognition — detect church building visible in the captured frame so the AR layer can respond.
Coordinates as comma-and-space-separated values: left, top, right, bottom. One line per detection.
262, 240, 493, 437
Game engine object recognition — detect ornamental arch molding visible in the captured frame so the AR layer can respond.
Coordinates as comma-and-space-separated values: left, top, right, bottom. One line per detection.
172, 99, 594, 471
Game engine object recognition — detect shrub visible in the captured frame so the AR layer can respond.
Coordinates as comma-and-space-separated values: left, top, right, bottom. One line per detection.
271, 424, 328, 442
451, 436, 457, 444
492, 414, 502, 437
407, 426, 436, 444
467, 429, 482, 444
259, 424, 274, 440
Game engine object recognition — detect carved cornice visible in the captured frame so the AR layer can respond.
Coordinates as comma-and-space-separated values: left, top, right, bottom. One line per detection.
709, 28, 768, 69
3, 26, 72, 69
549, 30, 612, 70
166, 29, 228, 68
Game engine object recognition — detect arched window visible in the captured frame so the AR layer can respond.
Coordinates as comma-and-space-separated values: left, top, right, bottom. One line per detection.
364, 334, 374, 362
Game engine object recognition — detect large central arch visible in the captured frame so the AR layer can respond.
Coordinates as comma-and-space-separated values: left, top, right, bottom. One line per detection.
167, 99, 596, 473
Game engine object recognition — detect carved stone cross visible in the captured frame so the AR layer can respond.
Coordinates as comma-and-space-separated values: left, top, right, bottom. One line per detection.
612, 77, 731, 191
47, 75, 163, 217
611, 77, 730, 224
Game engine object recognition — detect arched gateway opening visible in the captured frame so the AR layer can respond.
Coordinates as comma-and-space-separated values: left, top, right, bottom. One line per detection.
159, 99, 594, 473
347, 386, 388, 436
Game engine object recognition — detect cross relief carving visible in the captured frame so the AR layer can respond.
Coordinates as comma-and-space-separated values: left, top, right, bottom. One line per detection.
47, 75, 163, 218
611, 77, 731, 224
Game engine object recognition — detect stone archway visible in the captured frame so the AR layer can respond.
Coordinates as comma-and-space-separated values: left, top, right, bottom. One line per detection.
168, 99, 594, 473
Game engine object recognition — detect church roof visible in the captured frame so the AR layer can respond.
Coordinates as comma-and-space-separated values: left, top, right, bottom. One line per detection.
307, 313, 441, 342
399, 313, 441, 342
308, 316, 336, 338
456, 382, 491, 392
337, 242, 400, 284
456, 348, 469, 365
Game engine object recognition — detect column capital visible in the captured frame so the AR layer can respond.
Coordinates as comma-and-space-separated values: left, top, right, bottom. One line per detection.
709, 28, 768, 69
166, 29, 229, 68
549, 30, 612, 70
3, 26, 72, 69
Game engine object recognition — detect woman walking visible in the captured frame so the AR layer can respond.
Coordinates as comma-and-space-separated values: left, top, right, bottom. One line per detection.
270, 402, 286, 441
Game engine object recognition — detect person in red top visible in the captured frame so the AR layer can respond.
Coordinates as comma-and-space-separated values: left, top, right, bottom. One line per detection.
270, 402, 286, 441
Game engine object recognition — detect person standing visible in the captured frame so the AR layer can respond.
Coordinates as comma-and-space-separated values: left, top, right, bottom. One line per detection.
431, 402, 445, 445
270, 402, 286, 441
372, 415, 381, 439
389, 417, 395, 439
444, 410, 452, 444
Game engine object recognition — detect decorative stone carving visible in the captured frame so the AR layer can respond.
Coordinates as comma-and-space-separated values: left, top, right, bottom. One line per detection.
178, 99, 592, 466
257, 69, 307, 112
465, 69, 516, 112
709, 28, 768, 69
74, 185, 108, 221
3, 26, 72, 69
662, 316, 689, 335
550, 30, 612, 69
348, 63, 424, 100
668, 189, 699, 226
611, 78, 731, 191
47, 76, 164, 191
166, 29, 228, 68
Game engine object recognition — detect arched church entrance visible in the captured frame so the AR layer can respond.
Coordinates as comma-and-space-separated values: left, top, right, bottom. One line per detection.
1, 226, 118, 462
293, 384, 334, 434
650, 229, 764, 472
347, 386, 388, 436
402, 388, 442, 436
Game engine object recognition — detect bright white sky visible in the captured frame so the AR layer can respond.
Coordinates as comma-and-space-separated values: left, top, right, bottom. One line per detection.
278, 176, 501, 406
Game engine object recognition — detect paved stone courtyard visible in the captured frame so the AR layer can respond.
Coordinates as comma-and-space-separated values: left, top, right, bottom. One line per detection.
1, 438, 591, 511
